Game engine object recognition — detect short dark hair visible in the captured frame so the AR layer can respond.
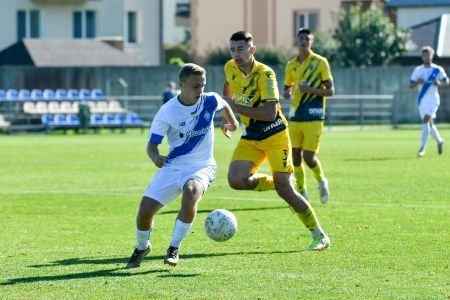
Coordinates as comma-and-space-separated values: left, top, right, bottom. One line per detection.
296, 27, 312, 38
178, 63, 206, 81
230, 31, 253, 42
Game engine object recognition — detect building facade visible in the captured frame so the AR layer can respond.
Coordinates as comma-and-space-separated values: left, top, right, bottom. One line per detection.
190, 0, 384, 58
0, 0, 161, 65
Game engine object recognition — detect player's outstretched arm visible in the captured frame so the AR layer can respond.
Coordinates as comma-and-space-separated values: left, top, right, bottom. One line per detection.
221, 101, 239, 139
146, 142, 166, 168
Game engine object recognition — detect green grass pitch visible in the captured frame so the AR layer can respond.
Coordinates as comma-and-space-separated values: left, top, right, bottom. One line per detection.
0, 128, 448, 299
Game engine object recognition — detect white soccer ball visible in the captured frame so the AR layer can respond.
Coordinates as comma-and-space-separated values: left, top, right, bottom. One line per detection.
204, 209, 237, 242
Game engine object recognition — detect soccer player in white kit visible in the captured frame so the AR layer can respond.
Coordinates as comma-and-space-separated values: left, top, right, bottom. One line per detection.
126, 63, 238, 268
410, 46, 449, 157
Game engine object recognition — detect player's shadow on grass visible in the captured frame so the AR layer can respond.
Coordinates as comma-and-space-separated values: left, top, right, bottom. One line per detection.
6, 249, 298, 285
0, 268, 170, 286
30, 249, 298, 269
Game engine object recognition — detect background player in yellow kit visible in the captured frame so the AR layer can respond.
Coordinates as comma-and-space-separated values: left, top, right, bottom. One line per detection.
283, 28, 335, 203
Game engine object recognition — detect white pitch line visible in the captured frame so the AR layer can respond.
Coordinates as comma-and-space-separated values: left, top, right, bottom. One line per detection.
0, 189, 449, 209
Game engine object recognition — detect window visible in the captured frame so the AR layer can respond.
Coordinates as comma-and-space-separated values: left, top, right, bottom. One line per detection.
127, 12, 137, 43
17, 11, 26, 40
73, 10, 96, 39
85, 11, 95, 38
17, 10, 41, 40
175, 3, 190, 18
73, 12, 82, 38
294, 11, 318, 34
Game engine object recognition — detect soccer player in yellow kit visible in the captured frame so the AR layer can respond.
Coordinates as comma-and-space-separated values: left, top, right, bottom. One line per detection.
283, 28, 334, 204
223, 30, 330, 251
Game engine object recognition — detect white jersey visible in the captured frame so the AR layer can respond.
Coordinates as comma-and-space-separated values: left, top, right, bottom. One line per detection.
410, 63, 448, 106
149, 92, 225, 169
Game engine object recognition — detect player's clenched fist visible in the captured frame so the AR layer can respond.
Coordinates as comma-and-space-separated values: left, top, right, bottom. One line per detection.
152, 155, 167, 168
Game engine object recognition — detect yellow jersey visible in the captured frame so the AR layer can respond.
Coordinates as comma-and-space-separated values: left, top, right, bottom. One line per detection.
284, 51, 333, 122
224, 59, 288, 141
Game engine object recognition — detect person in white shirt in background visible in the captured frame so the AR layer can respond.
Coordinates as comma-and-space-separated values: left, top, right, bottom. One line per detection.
126, 63, 238, 268
410, 46, 449, 157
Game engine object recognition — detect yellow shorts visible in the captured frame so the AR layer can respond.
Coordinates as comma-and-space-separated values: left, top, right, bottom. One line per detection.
288, 121, 323, 152
231, 130, 294, 173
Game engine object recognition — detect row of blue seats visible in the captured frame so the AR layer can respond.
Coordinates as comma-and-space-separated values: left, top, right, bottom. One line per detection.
0, 88, 104, 101
41, 113, 145, 127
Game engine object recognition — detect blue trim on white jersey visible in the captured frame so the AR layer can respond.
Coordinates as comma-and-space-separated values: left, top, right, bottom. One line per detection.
150, 133, 164, 144
165, 94, 218, 164
418, 68, 440, 105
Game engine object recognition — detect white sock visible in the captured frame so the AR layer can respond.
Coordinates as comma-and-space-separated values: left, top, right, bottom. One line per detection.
169, 219, 192, 249
430, 124, 443, 143
136, 229, 151, 250
420, 123, 430, 149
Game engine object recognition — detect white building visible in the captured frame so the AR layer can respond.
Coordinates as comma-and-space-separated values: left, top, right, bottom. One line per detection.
163, 0, 190, 45
0, 0, 161, 65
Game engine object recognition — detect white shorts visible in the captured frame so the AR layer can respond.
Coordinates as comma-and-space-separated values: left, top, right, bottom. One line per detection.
419, 101, 439, 119
143, 165, 216, 206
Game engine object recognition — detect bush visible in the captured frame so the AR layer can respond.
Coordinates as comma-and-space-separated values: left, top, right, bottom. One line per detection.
164, 44, 193, 65
205, 48, 230, 65
254, 46, 292, 66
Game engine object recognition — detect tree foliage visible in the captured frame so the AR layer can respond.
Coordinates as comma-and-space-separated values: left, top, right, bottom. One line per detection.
333, 3, 410, 67
164, 44, 193, 65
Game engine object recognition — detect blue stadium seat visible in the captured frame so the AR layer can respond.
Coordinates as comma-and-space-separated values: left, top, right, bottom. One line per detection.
6, 89, 18, 100
67, 114, 79, 125
90, 114, 104, 125
79, 88, 91, 100
18, 89, 31, 101
67, 89, 79, 100
43, 89, 55, 100
91, 88, 104, 100
41, 114, 54, 125
53, 114, 68, 125
0, 89, 5, 101
127, 112, 144, 125
115, 113, 127, 124
54, 89, 67, 100
31, 89, 43, 100
103, 114, 116, 124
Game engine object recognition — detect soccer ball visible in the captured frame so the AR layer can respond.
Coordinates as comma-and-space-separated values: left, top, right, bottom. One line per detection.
204, 209, 237, 242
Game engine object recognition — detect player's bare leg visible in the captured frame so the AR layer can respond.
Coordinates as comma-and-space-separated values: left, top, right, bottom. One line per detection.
165, 179, 204, 266
126, 197, 163, 268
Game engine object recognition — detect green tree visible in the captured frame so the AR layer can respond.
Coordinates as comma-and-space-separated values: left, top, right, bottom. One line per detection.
311, 30, 339, 63
164, 44, 192, 65
334, 3, 410, 67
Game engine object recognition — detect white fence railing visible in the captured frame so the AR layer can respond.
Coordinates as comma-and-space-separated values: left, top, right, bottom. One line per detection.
0, 94, 397, 133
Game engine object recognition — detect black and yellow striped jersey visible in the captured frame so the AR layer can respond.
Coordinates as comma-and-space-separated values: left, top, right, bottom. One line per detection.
224, 59, 288, 141
284, 51, 333, 122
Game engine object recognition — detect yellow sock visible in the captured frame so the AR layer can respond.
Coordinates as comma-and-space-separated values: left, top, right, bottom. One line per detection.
294, 164, 307, 193
296, 204, 321, 232
254, 174, 274, 191
311, 159, 324, 182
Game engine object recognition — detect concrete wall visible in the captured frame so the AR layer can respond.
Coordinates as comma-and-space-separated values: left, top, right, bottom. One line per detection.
0, 64, 449, 123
